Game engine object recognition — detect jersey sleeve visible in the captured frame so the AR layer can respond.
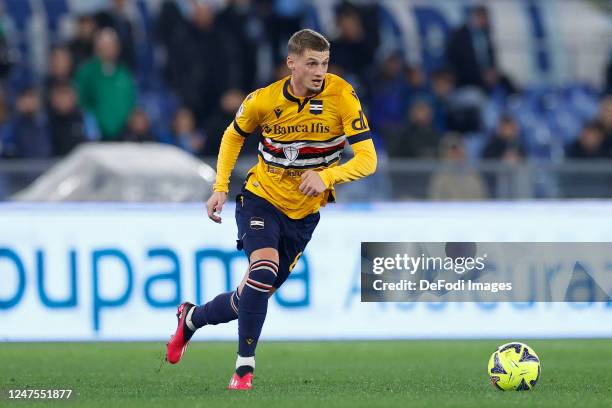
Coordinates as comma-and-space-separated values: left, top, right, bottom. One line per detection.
317, 139, 377, 187
339, 85, 372, 144
212, 90, 263, 193
233, 89, 263, 136
212, 127, 246, 193
316, 84, 376, 187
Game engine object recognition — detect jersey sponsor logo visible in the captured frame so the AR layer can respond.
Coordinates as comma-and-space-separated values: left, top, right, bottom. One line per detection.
262, 123, 330, 135
266, 165, 306, 178
351, 110, 368, 131
283, 145, 300, 162
250, 217, 265, 230
274, 107, 283, 118
309, 100, 323, 115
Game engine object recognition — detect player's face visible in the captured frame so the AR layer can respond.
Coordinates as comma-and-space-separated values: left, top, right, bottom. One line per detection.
287, 49, 330, 95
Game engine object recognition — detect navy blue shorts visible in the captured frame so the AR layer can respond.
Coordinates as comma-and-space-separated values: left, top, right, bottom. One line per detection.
235, 190, 320, 288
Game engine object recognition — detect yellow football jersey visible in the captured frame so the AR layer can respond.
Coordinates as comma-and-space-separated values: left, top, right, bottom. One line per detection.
220, 73, 374, 219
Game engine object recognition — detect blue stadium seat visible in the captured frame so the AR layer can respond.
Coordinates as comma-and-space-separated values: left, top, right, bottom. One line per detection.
42, 0, 70, 32
4, 0, 32, 31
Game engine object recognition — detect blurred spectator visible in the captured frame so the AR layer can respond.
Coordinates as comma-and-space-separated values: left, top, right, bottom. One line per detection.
69, 14, 98, 69
205, 89, 250, 155
482, 115, 526, 162
273, 61, 291, 82
74, 28, 136, 140
368, 51, 408, 140
597, 96, 612, 140
428, 134, 488, 200
445, 6, 496, 91
330, 4, 373, 85
606, 52, 611, 95
156, 1, 190, 90
95, 0, 138, 70
0, 18, 13, 81
122, 107, 154, 142
46, 46, 74, 86
387, 100, 441, 158
48, 83, 86, 156
5, 87, 51, 158
405, 65, 428, 96
217, 0, 259, 91
430, 69, 455, 133
403, 64, 434, 118
566, 122, 608, 159
165, 2, 237, 123
44, 46, 74, 105
169, 107, 205, 156
0, 90, 10, 156
258, 0, 305, 65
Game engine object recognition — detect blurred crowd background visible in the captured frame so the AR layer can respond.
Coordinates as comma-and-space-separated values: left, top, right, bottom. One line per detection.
0, 0, 611, 201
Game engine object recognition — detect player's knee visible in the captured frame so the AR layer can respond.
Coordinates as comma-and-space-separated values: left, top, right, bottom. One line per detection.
250, 248, 279, 264
245, 259, 279, 293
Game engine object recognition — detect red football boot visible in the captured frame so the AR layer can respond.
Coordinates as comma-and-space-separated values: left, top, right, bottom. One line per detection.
165, 302, 196, 364
227, 372, 254, 390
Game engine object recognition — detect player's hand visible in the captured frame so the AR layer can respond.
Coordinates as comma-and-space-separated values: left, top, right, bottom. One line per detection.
206, 191, 228, 223
299, 170, 326, 197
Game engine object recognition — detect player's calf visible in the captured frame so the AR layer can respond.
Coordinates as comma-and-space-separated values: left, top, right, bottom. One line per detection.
231, 259, 279, 387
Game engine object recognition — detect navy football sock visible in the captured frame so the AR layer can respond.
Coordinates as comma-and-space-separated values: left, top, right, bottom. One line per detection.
238, 259, 279, 357
191, 290, 240, 328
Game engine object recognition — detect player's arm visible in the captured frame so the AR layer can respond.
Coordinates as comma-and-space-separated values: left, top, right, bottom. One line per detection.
207, 91, 261, 222
317, 137, 376, 186
299, 88, 377, 196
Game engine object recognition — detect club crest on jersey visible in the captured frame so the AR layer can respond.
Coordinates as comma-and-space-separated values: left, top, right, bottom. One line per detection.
283, 145, 299, 162
309, 100, 323, 115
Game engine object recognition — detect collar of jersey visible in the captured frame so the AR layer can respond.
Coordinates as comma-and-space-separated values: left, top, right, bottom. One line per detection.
283, 77, 326, 113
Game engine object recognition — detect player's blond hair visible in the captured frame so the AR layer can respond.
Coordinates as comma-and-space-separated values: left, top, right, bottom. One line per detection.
287, 29, 330, 56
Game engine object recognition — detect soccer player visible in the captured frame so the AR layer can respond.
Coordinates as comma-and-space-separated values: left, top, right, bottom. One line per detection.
166, 29, 377, 390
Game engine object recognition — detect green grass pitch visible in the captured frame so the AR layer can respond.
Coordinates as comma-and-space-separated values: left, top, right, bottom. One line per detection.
1, 340, 611, 408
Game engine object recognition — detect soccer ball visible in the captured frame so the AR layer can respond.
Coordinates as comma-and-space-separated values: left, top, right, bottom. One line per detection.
487, 342, 541, 391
